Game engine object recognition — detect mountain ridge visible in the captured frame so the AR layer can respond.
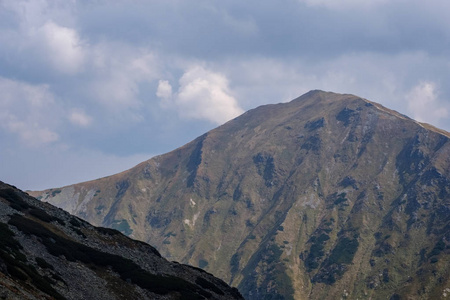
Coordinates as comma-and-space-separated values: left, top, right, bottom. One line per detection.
29, 90, 448, 192
31, 90, 450, 299
0, 181, 244, 299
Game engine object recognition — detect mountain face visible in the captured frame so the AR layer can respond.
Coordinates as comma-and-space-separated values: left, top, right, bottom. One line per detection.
0, 182, 243, 300
32, 90, 450, 299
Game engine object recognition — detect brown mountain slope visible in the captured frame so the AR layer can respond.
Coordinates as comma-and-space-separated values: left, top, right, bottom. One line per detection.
32, 90, 450, 299
0, 181, 243, 299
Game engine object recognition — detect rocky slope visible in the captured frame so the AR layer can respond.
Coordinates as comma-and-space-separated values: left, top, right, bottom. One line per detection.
0, 181, 243, 299
32, 90, 450, 299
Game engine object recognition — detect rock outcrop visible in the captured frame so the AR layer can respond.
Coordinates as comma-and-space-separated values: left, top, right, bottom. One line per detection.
0, 181, 243, 299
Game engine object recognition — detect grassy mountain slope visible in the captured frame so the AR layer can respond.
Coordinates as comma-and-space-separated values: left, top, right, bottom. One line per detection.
0, 181, 243, 299
32, 90, 450, 299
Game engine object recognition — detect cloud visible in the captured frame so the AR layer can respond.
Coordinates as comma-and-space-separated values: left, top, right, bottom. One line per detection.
0, 77, 60, 147
0, 1, 85, 75
156, 80, 173, 103
69, 110, 92, 127
0, 77, 54, 108
406, 82, 448, 124
37, 21, 86, 74
220, 51, 450, 119
88, 44, 161, 110
4, 117, 59, 146
157, 66, 244, 124
1, 0, 450, 191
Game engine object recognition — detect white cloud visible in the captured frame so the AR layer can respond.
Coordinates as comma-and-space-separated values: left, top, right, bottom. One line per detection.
69, 110, 92, 127
156, 79, 174, 110
0, 77, 54, 108
406, 82, 448, 124
156, 80, 173, 100
0, 77, 60, 147
37, 21, 85, 74
89, 44, 161, 110
4, 117, 58, 146
1, 0, 85, 74
157, 66, 244, 124
0, 1, 86, 76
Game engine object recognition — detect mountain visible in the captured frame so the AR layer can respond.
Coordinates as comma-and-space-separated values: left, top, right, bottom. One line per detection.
0, 181, 243, 299
32, 90, 450, 299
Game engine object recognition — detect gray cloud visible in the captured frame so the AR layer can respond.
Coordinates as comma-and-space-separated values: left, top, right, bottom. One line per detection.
0, 0, 449, 189
0, 77, 61, 146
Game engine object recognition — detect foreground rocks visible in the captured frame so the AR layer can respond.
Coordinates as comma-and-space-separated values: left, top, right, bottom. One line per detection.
0, 181, 243, 300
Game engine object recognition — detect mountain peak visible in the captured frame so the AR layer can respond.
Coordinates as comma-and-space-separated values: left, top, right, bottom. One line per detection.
32, 91, 450, 299
288, 90, 450, 138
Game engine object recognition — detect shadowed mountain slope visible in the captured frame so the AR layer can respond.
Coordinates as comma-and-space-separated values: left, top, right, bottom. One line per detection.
0, 182, 243, 299
32, 90, 450, 299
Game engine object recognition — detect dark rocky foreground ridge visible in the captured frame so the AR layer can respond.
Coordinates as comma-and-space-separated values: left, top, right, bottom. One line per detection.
33, 90, 450, 299
0, 181, 243, 299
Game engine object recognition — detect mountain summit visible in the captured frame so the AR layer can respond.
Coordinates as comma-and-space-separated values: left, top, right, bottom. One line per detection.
33, 90, 450, 299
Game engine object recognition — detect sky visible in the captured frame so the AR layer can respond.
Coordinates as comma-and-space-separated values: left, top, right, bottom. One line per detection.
1, 0, 449, 191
